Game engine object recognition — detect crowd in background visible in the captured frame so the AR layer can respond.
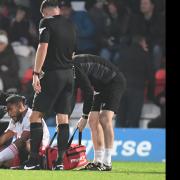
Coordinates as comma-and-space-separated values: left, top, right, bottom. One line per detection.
0, 0, 166, 128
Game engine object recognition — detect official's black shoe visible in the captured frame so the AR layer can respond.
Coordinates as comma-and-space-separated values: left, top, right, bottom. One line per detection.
52, 159, 64, 170
53, 164, 64, 170
22, 157, 40, 170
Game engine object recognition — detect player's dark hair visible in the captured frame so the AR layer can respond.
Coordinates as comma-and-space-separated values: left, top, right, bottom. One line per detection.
59, 0, 72, 8
6, 95, 26, 105
40, 0, 59, 13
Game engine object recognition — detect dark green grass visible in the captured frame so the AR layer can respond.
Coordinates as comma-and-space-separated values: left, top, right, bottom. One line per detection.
0, 162, 165, 180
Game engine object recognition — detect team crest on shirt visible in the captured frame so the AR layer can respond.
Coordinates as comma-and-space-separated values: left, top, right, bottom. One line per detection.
94, 91, 100, 95
39, 27, 46, 35
102, 103, 106, 107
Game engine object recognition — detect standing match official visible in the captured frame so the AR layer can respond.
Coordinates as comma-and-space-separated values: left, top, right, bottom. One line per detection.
23, 0, 76, 170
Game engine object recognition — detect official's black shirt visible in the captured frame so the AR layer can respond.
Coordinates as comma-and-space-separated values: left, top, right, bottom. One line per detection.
39, 15, 76, 71
73, 54, 126, 114
74, 54, 124, 91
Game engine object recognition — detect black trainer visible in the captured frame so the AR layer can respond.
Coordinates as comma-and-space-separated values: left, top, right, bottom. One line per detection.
22, 157, 41, 170
80, 162, 104, 171
53, 164, 64, 170
100, 164, 112, 171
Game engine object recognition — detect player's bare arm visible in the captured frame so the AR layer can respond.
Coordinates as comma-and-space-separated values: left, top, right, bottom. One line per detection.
33, 43, 48, 94
0, 130, 14, 147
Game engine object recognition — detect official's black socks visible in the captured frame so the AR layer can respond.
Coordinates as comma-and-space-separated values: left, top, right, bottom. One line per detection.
57, 124, 69, 164
30, 123, 43, 159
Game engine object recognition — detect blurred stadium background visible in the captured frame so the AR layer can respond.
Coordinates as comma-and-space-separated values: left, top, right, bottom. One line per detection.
0, 0, 165, 177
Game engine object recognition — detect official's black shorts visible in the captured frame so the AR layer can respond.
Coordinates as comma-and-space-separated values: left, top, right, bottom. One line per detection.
32, 69, 74, 115
91, 76, 126, 114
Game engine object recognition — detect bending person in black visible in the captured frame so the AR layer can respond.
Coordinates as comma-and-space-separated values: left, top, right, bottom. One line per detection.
23, 0, 76, 170
73, 54, 126, 171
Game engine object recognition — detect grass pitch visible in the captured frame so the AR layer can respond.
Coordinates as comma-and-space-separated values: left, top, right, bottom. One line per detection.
0, 162, 165, 180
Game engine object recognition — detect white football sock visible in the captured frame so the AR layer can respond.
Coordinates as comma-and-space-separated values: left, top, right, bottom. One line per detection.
0, 143, 18, 163
94, 149, 104, 163
103, 148, 112, 166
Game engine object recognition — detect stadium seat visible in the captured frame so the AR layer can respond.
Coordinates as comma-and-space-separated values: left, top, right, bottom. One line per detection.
139, 103, 161, 128
155, 69, 166, 96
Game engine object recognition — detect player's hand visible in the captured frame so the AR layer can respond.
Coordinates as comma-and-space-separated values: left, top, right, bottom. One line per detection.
77, 117, 88, 132
32, 75, 41, 94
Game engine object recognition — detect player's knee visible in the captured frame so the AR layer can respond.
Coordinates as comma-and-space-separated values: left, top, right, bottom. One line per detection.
99, 113, 108, 123
56, 114, 69, 125
29, 111, 43, 123
99, 114, 112, 129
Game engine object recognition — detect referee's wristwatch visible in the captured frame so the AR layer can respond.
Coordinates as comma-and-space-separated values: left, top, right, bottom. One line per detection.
81, 114, 89, 120
32, 71, 40, 77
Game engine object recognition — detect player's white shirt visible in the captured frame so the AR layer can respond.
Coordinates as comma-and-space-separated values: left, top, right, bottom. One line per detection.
6, 108, 50, 147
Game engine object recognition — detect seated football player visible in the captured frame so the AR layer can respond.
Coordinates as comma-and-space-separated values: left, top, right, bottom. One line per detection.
0, 94, 50, 168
